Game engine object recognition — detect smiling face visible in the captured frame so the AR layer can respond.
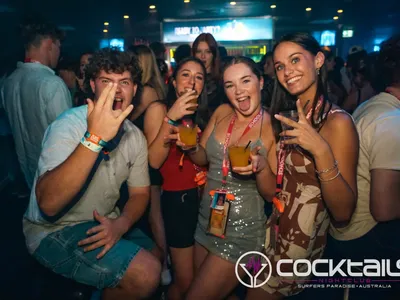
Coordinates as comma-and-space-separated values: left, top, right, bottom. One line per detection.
194, 41, 213, 73
90, 70, 137, 111
273, 41, 324, 99
223, 63, 263, 116
173, 61, 205, 97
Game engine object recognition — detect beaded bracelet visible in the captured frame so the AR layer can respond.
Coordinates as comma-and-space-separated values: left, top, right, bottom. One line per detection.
315, 160, 338, 175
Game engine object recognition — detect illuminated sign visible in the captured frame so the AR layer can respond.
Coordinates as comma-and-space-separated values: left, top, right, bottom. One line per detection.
312, 30, 336, 47
99, 39, 125, 51
342, 30, 354, 38
163, 17, 274, 43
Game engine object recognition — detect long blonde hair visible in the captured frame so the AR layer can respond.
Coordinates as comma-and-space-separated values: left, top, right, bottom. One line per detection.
131, 44, 166, 99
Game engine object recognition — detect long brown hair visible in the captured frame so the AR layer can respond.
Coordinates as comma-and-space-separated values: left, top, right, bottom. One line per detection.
192, 33, 220, 81
129, 44, 166, 100
270, 32, 332, 142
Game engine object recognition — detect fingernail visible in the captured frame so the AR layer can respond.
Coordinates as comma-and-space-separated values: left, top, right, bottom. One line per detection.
108, 82, 112, 86
274, 114, 279, 118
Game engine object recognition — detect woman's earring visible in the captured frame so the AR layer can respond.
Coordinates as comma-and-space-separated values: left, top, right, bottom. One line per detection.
316, 68, 320, 75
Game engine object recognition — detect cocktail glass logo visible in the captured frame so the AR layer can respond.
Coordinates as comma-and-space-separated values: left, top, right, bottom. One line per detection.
235, 251, 272, 288
236, 253, 400, 289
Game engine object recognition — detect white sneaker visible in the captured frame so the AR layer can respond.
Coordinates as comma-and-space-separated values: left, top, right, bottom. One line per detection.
161, 269, 172, 286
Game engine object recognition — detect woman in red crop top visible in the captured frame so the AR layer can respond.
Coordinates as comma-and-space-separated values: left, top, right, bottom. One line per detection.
144, 57, 210, 300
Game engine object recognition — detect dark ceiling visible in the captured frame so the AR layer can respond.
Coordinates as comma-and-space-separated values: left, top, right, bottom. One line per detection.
0, 0, 399, 59
3, 0, 400, 33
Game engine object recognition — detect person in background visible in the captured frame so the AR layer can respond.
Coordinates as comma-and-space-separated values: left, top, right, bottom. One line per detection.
1, 17, 72, 189
57, 56, 78, 101
74, 51, 93, 106
174, 56, 276, 299
328, 34, 400, 300
174, 44, 191, 66
126, 44, 171, 286
342, 52, 377, 113
129, 44, 166, 123
218, 46, 228, 58
324, 50, 347, 106
157, 58, 169, 84
145, 57, 209, 300
0, 51, 28, 197
23, 48, 162, 300
249, 32, 358, 299
150, 41, 166, 61
192, 33, 224, 113
258, 52, 275, 108
150, 42, 169, 84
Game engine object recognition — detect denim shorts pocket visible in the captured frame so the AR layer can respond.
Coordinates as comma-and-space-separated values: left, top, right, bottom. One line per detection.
34, 231, 75, 271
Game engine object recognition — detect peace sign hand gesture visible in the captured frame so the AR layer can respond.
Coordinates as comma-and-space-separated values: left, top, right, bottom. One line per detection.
86, 82, 134, 142
274, 99, 329, 157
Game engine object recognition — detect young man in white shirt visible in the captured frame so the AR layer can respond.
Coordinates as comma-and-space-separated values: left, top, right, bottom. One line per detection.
23, 48, 161, 300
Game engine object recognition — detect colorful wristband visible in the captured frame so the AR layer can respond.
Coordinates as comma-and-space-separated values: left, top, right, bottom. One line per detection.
80, 137, 103, 153
84, 131, 108, 147
164, 116, 179, 127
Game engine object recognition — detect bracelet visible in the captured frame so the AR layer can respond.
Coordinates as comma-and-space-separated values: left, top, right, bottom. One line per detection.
315, 160, 338, 175
318, 170, 341, 182
164, 116, 179, 127
80, 137, 103, 153
84, 131, 108, 147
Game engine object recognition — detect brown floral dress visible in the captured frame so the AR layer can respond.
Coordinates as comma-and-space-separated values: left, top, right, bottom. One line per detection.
258, 109, 347, 297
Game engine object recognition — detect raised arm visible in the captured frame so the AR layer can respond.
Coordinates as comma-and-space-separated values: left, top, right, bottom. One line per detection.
144, 102, 170, 169
315, 112, 358, 224
276, 100, 358, 223
184, 105, 223, 166
36, 83, 133, 217
145, 91, 198, 169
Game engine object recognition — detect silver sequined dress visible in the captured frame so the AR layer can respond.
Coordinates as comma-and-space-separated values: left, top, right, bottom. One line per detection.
195, 129, 268, 263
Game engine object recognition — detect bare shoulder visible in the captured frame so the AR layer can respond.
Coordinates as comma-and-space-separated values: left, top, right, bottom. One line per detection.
321, 105, 357, 143
214, 103, 233, 115
146, 100, 167, 116
143, 85, 158, 98
324, 105, 355, 130
211, 103, 234, 122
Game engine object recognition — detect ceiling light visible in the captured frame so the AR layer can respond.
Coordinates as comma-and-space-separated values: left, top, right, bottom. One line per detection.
104, 22, 109, 26
149, 5, 156, 9
333, 16, 339, 20
103, 29, 108, 33
305, 7, 312, 11
270, 4, 276, 9
230, 1, 236, 5
123, 15, 129, 19
337, 9, 343, 13
184, 0, 190, 2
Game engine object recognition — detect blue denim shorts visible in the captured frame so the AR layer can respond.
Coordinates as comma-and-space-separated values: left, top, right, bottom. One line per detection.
32, 221, 155, 289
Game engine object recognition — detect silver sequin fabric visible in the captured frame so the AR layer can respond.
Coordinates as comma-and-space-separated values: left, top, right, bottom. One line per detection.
195, 130, 268, 263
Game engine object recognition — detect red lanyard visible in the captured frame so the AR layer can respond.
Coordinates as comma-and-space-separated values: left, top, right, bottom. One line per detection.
221, 109, 263, 186
275, 98, 323, 202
